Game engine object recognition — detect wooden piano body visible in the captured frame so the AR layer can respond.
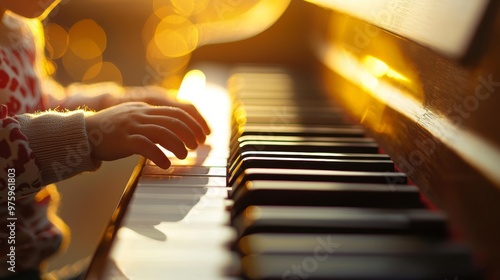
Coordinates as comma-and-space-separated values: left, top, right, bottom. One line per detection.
85, 1, 500, 279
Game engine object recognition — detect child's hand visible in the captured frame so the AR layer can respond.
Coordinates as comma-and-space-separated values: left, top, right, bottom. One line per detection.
85, 102, 209, 169
124, 86, 209, 125
59, 85, 211, 136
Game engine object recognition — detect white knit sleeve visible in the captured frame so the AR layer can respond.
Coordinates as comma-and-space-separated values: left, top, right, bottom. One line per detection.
15, 110, 100, 185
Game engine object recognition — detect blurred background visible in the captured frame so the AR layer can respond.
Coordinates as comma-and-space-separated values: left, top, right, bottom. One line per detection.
42, 0, 319, 89
42, 0, 325, 277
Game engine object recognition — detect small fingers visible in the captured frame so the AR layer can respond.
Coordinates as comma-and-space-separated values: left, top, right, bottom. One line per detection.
132, 124, 189, 159
147, 107, 209, 144
138, 115, 199, 149
177, 103, 211, 135
128, 135, 171, 169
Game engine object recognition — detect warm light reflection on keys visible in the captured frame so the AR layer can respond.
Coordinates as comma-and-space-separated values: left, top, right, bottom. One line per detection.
101, 65, 239, 280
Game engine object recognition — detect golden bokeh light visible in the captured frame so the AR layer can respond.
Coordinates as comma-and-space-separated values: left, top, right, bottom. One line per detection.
195, 0, 259, 21
162, 74, 184, 90
151, 3, 176, 19
72, 38, 102, 60
48, 18, 119, 84
143, 0, 291, 89
360, 72, 379, 91
176, 69, 206, 102
68, 19, 107, 60
44, 23, 68, 60
145, 41, 192, 78
363, 55, 389, 78
154, 15, 199, 58
143, 12, 163, 47
175, 2, 197, 19
62, 48, 102, 81
46, 1, 291, 88
83, 62, 123, 84
169, 0, 210, 17
363, 55, 410, 83
193, 0, 290, 46
152, 0, 172, 16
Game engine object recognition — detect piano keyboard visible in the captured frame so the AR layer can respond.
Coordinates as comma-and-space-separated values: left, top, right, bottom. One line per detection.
90, 65, 482, 279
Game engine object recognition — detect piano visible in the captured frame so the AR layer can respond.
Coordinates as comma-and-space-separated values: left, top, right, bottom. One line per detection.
84, 0, 500, 279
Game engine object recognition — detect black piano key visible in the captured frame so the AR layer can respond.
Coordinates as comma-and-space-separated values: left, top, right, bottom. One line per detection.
227, 157, 395, 187
227, 151, 391, 176
231, 79, 331, 93
230, 135, 376, 154
232, 89, 325, 98
230, 168, 407, 193
234, 104, 344, 115
232, 106, 346, 126
230, 135, 377, 158
241, 254, 479, 280
231, 98, 330, 107
232, 107, 343, 121
237, 140, 379, 153
228, 141, 379, 164
232, 122, 355, 135
231, 87, 317, 94
230, 125, 365, 141
232, 103, 344, 114
233, 206, 448, 238
238, 233, 471, 256
233, 115, 346, 126
228, 71, 320, 92
230, 181, 422, 217
233, 115, 345, 126
235, 135, 376, 144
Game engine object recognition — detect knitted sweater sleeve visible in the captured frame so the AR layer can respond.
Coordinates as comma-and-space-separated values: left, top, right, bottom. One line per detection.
0, 106, 99, 203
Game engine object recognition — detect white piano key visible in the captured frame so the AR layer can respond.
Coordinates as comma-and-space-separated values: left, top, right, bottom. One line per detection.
138, 175, 227, 188
107, 226, 239, 280
166, 156, 229, 167
159, 136, 230, 157
133, 186, 228, 198
142, 165, 227, 177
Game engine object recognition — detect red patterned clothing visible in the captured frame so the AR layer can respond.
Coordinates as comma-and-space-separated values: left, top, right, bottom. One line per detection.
0, 12, 98, 276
